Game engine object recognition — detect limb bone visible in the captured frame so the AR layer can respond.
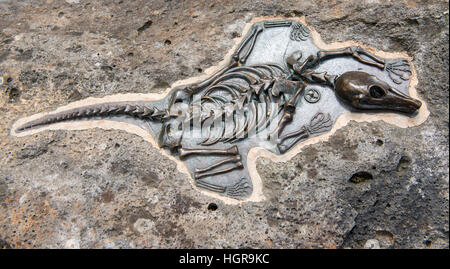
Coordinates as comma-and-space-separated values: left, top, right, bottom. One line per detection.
178, 145, 239, 158
195, 155, 241, 174
317, 46, 385, 69
194, 161, 244, 179
232, 24, 264, 64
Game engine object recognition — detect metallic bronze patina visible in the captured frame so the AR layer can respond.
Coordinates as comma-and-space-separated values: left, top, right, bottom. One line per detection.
304, 88, 321, 103
335, 71, 422, 114
12, 19, 423, 200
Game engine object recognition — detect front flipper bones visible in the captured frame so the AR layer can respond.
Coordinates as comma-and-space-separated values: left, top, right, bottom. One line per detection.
302, 46, 411, 85
385, 59, 411, 84
277, 112, 333, 154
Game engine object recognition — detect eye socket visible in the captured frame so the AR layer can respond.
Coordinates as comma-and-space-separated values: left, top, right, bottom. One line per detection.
369, 85, 386, 98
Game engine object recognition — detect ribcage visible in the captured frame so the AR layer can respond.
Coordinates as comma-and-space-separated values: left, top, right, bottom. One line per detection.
186, 63, 290, 146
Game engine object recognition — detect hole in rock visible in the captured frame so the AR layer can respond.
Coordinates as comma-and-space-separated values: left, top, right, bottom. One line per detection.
137, 20, 153, 34
396, 155, 412, 176
207, 203, 218, 211
7, 87, 20, 102
349, 171, 373, 184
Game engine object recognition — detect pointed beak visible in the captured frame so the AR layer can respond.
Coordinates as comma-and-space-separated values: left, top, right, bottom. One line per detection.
384, 87, 422, 114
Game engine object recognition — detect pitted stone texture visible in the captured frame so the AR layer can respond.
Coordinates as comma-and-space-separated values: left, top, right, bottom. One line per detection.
0, 0, 448, 248
257, 120, 448, 248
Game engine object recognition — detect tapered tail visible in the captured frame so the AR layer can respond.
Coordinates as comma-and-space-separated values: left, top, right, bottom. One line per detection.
15, 102, 167, 133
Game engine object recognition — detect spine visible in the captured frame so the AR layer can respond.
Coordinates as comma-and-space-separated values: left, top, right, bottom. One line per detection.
16, 102, 165, 132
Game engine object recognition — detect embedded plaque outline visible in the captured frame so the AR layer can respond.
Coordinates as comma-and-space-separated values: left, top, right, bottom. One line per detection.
11, 16, 429, 204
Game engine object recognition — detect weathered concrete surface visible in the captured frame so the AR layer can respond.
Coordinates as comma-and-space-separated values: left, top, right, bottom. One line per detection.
0, 0, 448, 248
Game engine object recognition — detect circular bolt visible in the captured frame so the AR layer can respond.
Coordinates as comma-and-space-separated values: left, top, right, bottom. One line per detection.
304, 88, 321, 103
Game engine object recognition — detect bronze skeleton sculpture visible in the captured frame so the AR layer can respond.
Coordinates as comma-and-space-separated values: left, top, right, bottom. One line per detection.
13, 20, 422, 199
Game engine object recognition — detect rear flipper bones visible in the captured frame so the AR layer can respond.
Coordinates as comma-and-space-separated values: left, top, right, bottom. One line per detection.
178, 145, 251, 199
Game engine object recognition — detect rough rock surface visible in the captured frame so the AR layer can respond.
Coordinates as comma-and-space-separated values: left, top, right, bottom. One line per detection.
0, 0, 448, 248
